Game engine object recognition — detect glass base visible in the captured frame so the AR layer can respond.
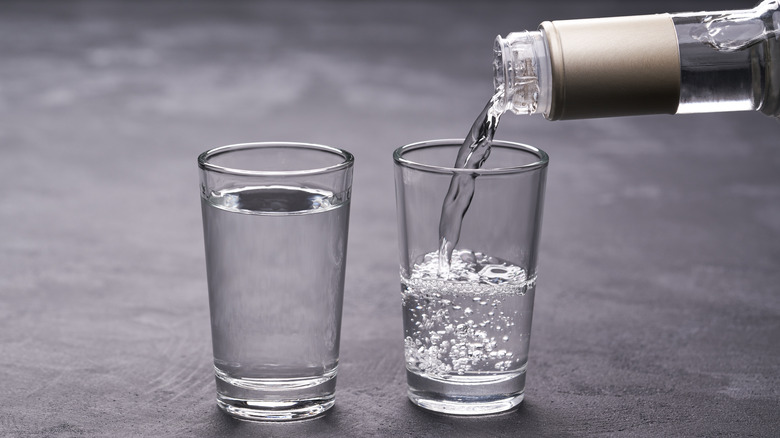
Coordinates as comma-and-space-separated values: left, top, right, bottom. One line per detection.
406, 369, 525, 415
216, 394, 334, 422
407, 390, 523, 415
214, 366, 337, 422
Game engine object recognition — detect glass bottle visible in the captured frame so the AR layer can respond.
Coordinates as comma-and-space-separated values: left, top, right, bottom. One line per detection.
493, 0, 780, 120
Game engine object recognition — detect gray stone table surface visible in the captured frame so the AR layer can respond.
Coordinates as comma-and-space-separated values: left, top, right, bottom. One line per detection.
1, 0, 778, 436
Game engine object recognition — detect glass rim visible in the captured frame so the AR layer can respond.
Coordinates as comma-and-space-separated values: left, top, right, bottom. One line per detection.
393, 139, 549, 175
198, 142, 354, 177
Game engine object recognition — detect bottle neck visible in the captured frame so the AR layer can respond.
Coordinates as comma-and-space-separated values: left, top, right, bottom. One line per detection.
495, 17, 681, 120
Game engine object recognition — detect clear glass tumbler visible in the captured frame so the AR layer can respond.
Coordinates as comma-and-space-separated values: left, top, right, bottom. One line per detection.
198, 142, 354, 421
393, 139, 548, 415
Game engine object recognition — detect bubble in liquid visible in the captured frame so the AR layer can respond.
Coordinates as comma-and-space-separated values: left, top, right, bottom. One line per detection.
401, 249, 535, 379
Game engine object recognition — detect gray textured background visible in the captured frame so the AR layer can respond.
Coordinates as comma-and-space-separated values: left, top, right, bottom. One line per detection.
1, 0, 778, 436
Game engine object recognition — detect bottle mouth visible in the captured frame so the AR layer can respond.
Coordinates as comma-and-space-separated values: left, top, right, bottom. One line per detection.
493, 35, 510, 112
492, 31, 549, 116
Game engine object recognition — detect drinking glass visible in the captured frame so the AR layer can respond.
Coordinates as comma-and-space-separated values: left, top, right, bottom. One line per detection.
198, 142, 353, 421
393, 139, 548, 415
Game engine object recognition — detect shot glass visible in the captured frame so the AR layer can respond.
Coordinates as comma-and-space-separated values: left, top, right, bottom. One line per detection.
393, 139, 548, 415
198, 142, 354, 421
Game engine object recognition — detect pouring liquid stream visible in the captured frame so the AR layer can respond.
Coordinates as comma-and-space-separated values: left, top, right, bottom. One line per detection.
437, 90, 505, 276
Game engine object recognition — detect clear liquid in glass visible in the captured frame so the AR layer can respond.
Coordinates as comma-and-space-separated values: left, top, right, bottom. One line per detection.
201, 184, 349, 420
402, 249, 535, 414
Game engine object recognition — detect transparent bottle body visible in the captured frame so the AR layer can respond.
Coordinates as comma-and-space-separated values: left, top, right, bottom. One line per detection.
494, 0, 780, 119
673, 1, 780, 117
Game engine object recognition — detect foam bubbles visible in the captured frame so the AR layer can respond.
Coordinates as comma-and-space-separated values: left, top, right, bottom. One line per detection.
401, 249, 535, 379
